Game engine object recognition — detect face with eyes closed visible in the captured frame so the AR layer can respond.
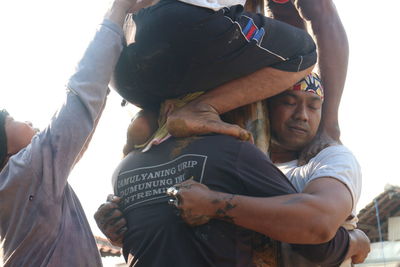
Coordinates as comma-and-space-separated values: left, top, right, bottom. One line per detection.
268, 89, 322, 152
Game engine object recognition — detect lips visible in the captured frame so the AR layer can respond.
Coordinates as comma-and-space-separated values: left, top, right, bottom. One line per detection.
287, 125, 308, 134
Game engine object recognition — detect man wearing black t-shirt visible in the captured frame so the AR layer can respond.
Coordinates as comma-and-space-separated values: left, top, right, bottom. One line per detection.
111, 118, 298, 266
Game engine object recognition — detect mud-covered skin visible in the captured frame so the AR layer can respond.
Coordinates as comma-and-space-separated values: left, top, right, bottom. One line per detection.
213, 194, 237, 224
167, 102, 253, 142
170, 179, 238, 226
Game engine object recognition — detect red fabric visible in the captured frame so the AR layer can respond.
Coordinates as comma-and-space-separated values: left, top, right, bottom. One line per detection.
271, 0, 290, 3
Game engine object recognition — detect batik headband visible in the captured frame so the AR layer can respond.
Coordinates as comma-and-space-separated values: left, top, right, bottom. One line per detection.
0, 109, 9, 168
292, 73, 324, 100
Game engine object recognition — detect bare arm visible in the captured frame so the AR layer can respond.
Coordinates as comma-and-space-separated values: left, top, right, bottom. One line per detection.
293, 0, 348, 141
298, 0, 349, 164
275, 0, 349, 141
267, 0, 349, 163
173, 177, 352, 244
94, 188, 369, 264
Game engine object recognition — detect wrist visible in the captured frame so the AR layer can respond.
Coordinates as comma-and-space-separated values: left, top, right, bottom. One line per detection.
318, 121, 340, 141
112, 0, 132, 11
104, 0, 133, 26
211, 192, 236, 221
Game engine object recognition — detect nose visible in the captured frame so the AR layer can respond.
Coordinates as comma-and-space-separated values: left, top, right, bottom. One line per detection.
25, 121, 33, 127
292, 104, 308, 122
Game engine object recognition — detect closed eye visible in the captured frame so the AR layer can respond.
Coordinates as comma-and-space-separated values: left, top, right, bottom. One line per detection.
283, 101, 296, 106
308, 105, 319, 110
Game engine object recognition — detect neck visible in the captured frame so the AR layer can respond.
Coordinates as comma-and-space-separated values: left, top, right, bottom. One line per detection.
270, 143, 299, 164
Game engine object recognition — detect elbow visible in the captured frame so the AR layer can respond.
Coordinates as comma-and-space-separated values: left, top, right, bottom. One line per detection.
314, 227, 336, 244
307, 218, 337, 244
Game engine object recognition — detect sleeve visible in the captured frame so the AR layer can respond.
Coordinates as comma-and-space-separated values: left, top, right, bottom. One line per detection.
290, 227, 350, 267
235, 141, 298, 197
33, 20, 125, 195
307, 146, 362, 211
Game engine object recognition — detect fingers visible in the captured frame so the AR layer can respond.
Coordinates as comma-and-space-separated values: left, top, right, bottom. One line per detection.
352, 248, 370, 264
109, 217, 128, 236
167, 185, 182, 207
94, 196, 127, 246
298, 144, 321, 165
166, 179, 199, 209
298, 136, 336, 166
352, 254, 367, 264
348, 229, 371, 264
107, 194, 121, 203
207, 120, 253, 142
166, 180, 213, 227
94, 202, 120, 223
166, 104, 253, 142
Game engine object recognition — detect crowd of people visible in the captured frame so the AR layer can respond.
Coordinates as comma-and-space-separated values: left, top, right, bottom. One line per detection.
0, 0, 371, 266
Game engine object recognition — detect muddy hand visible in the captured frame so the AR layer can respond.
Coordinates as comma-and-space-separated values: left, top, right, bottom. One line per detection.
298, 129, 339, 165
167, 179, 218, 226
94, 194, 127, 247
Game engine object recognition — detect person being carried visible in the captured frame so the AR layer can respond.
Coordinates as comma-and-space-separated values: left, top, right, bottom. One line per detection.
0, 0, 144, 266
111, 0, 318, 142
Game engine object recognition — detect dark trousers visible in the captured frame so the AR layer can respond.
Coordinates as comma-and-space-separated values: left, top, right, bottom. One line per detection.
112, 0, 317, 108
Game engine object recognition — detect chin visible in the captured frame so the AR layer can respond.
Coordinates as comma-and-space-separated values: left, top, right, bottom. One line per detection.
284, 140, 308, 151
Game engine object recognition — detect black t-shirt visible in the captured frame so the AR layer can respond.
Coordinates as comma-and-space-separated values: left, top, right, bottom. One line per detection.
113, 135, 296, 267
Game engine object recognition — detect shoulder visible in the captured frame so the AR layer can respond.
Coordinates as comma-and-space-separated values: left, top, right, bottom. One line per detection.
188, 134, 265, 156
308, 144, 362, 205
316, 144, 355, 157
310, 144, 361, 173
312, 145, 360, 169
205, 135, 271, 162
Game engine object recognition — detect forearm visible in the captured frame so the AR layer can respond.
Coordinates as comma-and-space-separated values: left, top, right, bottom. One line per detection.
209, 192, 341, 244
67, 19, 124, 120
302, 0, 349, 139
49, 19, 125, 184
290, 226, 350, 266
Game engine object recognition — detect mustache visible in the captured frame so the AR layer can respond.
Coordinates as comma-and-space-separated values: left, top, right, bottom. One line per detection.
287, 122, 309, 131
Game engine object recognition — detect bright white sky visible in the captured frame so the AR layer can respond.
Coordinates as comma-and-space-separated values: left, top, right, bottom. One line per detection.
1, 0, 399, 264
